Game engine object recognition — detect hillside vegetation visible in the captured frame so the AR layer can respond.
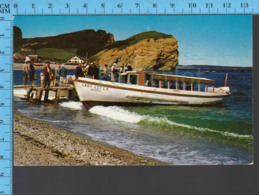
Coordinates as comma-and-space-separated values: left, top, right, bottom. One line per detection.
14, 27, 179, 70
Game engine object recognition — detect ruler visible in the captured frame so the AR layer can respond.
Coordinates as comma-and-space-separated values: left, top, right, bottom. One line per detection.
0, 0, 257, 194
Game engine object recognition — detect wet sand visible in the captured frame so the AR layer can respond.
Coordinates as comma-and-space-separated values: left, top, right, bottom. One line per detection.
14, 112, 163, 166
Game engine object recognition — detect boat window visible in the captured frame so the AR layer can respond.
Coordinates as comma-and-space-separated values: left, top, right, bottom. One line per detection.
185, 82, 192, 91
128, 74, 138, 85
119, 75, 127, 83
144, 74, 152, 86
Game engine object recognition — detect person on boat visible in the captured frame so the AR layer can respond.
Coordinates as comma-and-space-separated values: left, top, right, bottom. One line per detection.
86, 63, 94, 79
102, 64, 108, 80
82, 64, 88, 77
23, 61, 29, 85
111, 63, 117, 81
127, 64, 133, 71
119, 65, 124, 73
43, 62, 51, 88
54, 65, 61, 86
29, 61, 35, 85
93, 61, 99, 80
75, 64, 84, 79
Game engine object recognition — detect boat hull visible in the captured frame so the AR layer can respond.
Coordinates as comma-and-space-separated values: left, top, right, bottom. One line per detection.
74, 78, 230, 109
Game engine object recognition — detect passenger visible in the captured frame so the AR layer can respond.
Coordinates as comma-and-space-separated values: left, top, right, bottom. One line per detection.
29, 61, 35, 85
54, 65, 61, 86
43, 62, 51, 88
111, 63, 116, 81
102, 64, 108, 80
119, 65, 124, 73
93, 62, 99, 80
75, 64, 84, 79
86, 63, 94, 78
127, 64, 133, 71
82, 64, 87, 77
23, 61, 29, 85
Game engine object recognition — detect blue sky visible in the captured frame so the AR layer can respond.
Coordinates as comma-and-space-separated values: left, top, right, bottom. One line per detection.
14, 15, 252, 66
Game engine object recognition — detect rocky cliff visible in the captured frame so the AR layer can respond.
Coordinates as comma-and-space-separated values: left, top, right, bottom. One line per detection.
91, 31, 179, 71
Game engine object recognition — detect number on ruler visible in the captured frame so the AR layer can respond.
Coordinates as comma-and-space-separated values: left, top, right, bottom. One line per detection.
135, 3, 140, 8
32, 4, 35, 8
83, 3, 88, 8
66, 3, 70, 8
101, 3, 105, 8
170, 3, 175, 8
48, 3, 52, 9
206, 3, 213, 8
223, 3, 231, 8
13, 4, 18, 8
241, 2, 249, 8
117, 3, 123, 8
189, 3, 197, 8
153, 3, 157, 8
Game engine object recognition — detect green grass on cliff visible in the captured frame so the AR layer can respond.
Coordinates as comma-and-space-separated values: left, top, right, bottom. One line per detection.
105, 31, 173, 50
37, 48, 79, 62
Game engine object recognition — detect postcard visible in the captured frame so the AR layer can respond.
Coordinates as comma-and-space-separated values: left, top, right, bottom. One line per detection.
13, 15, 253, 166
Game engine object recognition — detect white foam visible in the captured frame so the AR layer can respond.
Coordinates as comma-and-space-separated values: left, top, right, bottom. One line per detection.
88, 105, 252, 140
89, 106, 143, 123
13, 89, 27, 98
141, 116, 252, 139
59, 101, 84, 110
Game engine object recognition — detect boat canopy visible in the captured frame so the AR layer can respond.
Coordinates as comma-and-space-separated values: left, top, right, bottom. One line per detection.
119, 71, 216, 92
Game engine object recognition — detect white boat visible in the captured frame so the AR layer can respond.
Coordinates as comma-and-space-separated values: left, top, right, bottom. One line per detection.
74, 71, 231, 109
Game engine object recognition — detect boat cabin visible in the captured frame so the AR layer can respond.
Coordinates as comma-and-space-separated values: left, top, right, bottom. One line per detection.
119, 71, 215, 92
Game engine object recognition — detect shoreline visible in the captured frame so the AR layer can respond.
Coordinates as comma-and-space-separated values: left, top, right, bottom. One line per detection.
14, 112, 163, 166
13, 62, 77, 70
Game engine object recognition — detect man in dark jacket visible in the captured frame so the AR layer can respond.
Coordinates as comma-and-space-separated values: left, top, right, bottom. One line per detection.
75, 64, 84, 79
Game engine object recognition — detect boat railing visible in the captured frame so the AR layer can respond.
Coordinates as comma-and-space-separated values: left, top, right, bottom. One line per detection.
149, 73, 215, 92
118, 72, 216, 93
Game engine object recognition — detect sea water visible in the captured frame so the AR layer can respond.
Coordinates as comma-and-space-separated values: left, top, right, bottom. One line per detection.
13, 69, 253, 165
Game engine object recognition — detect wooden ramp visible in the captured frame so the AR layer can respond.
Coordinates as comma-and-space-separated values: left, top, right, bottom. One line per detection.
14, 85, 77, 105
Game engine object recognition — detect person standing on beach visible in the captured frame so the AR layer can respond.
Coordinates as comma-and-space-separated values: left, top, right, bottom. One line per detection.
29, 61, 35, 85
60, 64, 67, 85
54, 65, 61, 86
23, 61, 29, 85
43, 62, 51, 88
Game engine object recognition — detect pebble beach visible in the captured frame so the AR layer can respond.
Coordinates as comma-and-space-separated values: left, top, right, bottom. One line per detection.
14, 112, 162, 166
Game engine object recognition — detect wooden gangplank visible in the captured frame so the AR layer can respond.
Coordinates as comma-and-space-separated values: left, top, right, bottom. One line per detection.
14, 85, 76, 105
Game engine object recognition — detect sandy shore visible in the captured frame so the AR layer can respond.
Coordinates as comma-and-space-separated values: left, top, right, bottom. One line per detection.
13, 62, 77, 70
14, 112, 163, 166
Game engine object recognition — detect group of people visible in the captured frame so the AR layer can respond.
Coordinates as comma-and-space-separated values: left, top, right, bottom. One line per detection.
75, 62, 133, 82
75, 62, 99, 80
22, 60, 133, 87
23, 60, 35, 85
43, 62, 67, 88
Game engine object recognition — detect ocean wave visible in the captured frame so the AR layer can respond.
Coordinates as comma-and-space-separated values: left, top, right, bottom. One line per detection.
59, 101, 84, 110
139, 116, 252, 139
89, 106, 142, 123
89, 106, 252, 140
